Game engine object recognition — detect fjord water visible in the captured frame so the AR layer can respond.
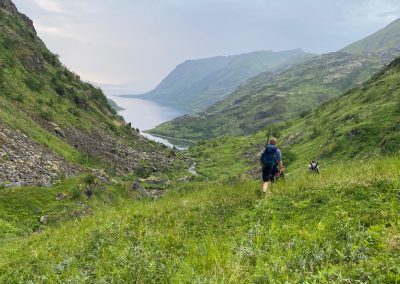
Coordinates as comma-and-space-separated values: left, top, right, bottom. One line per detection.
110, 96, 188, 148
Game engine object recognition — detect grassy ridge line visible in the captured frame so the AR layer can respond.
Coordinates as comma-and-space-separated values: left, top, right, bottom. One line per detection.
0, 156, 399, 282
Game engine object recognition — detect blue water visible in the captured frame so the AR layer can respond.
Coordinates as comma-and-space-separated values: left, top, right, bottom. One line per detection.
110, 96, 188, 149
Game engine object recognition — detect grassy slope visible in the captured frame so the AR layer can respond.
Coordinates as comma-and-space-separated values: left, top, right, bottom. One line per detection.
0, 157, 399, 283
149, 52, 383, 140
0, 5, 172, 170
342, 18, 400, 55
0, 4, 399, 283
1, 58, 400, 283
190, 57, 400, 180
137, 50, 312, 112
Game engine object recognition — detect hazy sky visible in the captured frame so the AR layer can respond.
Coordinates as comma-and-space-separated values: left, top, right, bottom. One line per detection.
13, 0, 400, 93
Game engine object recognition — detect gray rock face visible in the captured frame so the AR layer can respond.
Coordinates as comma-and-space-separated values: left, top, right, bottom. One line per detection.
0, 123, 79, 187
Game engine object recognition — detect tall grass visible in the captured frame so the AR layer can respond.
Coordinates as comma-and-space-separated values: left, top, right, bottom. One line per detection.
0, 157, 399, 283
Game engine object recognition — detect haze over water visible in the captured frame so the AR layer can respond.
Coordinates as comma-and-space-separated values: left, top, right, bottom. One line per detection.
110, 96, 188, 148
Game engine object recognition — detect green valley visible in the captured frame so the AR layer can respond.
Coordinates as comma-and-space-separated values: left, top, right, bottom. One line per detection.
0, 1, 400, 283
149, 18, 400, 141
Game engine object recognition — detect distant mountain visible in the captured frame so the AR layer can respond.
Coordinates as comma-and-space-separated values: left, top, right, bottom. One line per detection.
133, 49, 313, 112
91, 81, 143, 96
189, 55, 400, 179
280, 55, 400, 161
149, 18, 400, 141
342, 18, 400, 60
107, 98, 125, 111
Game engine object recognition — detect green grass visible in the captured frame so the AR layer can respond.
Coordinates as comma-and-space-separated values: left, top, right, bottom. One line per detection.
1, 4, 400, 283
0, 175, 129, 242
0, 157, 399, 283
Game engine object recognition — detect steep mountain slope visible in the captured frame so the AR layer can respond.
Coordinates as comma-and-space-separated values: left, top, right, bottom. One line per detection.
149, 18, 400, 141
189, 56, 400, 180
342, 18, 400, 60
0, 0, 184, 187
133, 49, 312, 111
150, 52, 383, 140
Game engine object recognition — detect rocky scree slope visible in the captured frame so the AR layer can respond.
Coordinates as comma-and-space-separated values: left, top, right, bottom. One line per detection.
150, 18, 400, 141
134, 49, 313, 112
0, 0, 183, 187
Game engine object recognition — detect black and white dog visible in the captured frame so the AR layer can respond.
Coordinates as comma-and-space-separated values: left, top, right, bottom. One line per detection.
308, 161, 320, 174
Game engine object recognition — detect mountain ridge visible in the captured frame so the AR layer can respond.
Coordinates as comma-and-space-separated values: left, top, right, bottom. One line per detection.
133, 49, 313, 112
342, 17, 400, 60
149, 18, 400, 141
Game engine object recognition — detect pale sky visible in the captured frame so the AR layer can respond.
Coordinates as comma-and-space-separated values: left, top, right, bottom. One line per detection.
13, 0, 400, 93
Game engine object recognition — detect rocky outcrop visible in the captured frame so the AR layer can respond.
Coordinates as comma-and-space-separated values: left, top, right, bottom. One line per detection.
0, 123, 79, 187
0, 0, 36, 33
130, 176, 170, 199
63, 127, 178, 175
19, 53, 44, 71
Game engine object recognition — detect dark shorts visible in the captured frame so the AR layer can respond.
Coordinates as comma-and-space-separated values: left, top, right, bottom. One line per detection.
262, 164, 279, 182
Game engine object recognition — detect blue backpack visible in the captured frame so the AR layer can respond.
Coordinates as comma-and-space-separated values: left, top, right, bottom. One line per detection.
260, 144, 278, 166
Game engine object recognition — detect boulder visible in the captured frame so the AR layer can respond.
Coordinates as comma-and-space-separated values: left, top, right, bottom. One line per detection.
54, 127, 65, 139
55, 192, 67, 201
131, 181, 141, 191
39, 215, 48, 224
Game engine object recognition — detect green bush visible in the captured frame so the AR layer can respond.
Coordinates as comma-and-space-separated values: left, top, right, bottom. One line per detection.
39, 108, 54, 121
13, 93, 25, 102
24, 76, 44, 92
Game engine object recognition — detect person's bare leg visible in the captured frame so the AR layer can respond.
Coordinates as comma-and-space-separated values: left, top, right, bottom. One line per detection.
263, 181, 269, 193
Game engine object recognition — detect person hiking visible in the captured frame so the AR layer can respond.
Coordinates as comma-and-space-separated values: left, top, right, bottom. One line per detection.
260, 137, 283, 194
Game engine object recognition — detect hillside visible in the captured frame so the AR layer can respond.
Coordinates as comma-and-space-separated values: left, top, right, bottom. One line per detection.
0, 0, 186, 187
1, 157, 399, 282
149, 18, 400, 141
342, 18, 400, 60
133, 49, 313, 112
150, 52, 383, 140
1, 56, 400, 283
188, 56, 400, 180
1, 4, 400, 280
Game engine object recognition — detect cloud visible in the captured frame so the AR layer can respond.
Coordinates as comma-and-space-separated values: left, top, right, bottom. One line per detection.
12, 0, 400, 91
350, 0, 400, 22
36, 0, 62, 13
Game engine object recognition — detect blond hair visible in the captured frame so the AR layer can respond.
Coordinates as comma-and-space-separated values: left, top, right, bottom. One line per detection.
269, 137, 277, 145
